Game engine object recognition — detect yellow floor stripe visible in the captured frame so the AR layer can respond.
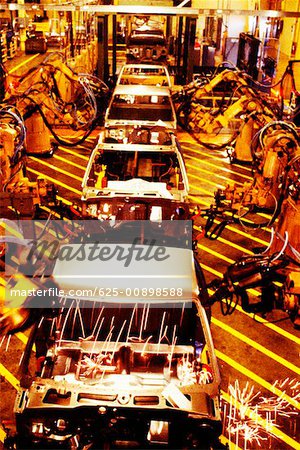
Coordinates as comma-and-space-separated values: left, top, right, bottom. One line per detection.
38, 204, 61, 219
15, 332, 29, 346
53, 154, 86, 171
182, 145, 253, 180
185, 162, 230, 189
188, 194, 210, 207
197, 243, 235, 264
29, 157, 83, 182
186, 159, 244, 186
27, 167, 81, 196
212, 317, 300, 376
234, 307, 300, 346
57, 195, 73, 205
0, 363, 19, 390
181, 136, 254, 172
189, 182, 215, 198
213, 236, 254, 255
194, 225, 254, 256
60, 147, 89, 161
82, 136, 97, 142
187, 169, 225, 189
0, 361, 20, 442
216, 350, 300, 410
201, 262, 223, 278
221, 390, 300, 450
8, 53, 40, 74
181, 138, 253, 171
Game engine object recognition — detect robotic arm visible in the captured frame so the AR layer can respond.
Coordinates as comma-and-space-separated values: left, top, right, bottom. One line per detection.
186, 68, 279, 150
4, 56, 110, 154
208, 149, 300, 327
204, 121, 300, 239
193, 69, 249, 99
0, 105, 59, 218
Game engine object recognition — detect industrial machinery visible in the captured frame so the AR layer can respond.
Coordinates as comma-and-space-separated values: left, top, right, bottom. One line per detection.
0, 106, 57, 218
4, 54, 109, 155
207, 125, 300, 327
82, 125, 189, 212
45, 18, 66, 48
204, 120, 300, 238
208, 226, 300, 327
174, 67, 279, 157
1, 220, 223, 449
0, 104, 86, 222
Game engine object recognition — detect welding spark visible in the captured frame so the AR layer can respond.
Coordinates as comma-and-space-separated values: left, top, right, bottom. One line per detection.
223, 379, 300, 449
80, 352, 113, 378
227, 420, 267, 449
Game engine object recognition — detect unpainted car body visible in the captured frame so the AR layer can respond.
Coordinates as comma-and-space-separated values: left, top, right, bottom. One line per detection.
116, 64, 172, 88
105, 85, 177, 130
13, 238, 222, 449
81, 126, 188, 213
126, 28, 168, 63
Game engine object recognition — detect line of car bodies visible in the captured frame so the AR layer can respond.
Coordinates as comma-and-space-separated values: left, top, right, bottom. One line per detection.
9, 61, 224, 449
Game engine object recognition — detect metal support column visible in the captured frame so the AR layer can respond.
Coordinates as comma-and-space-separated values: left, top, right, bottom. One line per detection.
166, 16, 174, 57
67, 11, 74, 58
182, 17, 190, 82
97, 15, 109, 83
187, 17, 196, 82
0, 42, 5, 102
112, 14, 117, 83
166, 15, 172, 39
182, 17, 196, 82
176, 16, 183, 83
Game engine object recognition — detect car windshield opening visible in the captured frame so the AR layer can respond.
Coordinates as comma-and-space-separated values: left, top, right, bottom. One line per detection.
108, 95, 174, 122
88, 150, 182, 185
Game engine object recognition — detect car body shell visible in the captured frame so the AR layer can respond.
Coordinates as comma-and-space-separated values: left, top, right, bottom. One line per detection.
14, 241, 222, 449
126, 29, 168, 63
81, 126, 189, 211
116, 64, 172, 88
105, 85, 177, 130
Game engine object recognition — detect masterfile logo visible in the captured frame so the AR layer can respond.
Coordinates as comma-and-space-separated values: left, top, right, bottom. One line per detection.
27, 237, 170, 267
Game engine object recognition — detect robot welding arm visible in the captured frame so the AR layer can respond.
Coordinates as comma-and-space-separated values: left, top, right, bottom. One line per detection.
208, 254, 289, 315
192, 94, 266, 135
208, 247, 300, 327
5, 57, 107, 138
193, 69, 248, 100
198, 96, 254, 133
